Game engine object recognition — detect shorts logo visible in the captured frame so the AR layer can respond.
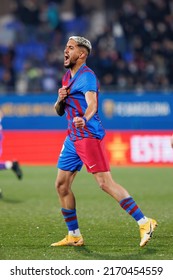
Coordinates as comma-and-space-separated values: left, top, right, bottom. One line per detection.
60, 144, 65, 157
89, 164, 96, 169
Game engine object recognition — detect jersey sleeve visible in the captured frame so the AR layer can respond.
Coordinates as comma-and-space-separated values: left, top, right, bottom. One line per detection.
79, 71, 98, 94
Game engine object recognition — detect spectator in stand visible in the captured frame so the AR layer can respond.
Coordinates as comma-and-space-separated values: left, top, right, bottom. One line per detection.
0, 47, 16, 92
14, 0, 40, 27
1, 0, 173, 93
14, 0, 41, 42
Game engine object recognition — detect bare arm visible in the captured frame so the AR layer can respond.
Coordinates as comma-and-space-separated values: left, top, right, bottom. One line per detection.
54, 86, 68, 116
54, 99, 65, 116
73, 91, 97, 128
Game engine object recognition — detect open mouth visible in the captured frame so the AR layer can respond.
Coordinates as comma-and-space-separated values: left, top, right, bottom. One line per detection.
64, 54, 69, 62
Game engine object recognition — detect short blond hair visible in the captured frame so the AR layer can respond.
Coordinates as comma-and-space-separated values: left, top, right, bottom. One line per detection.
69, 36, 92, 55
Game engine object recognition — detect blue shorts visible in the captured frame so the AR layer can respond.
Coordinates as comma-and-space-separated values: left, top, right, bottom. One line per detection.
57, 136, 83, 172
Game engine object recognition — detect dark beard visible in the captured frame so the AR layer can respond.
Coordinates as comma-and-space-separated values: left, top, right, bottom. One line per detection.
64, 57, 78, 69
64, 64, 70, 69
64, 62, 75, 69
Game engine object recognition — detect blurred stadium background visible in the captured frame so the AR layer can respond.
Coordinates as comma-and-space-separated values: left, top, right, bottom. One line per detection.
0, 0, 173, 166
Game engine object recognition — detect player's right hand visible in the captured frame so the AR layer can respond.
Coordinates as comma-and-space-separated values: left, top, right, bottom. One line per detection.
58, 86, 68, 101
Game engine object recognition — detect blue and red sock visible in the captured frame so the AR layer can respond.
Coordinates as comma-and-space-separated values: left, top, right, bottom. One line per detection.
61, 208, 79, 231
119, 196, 145, 222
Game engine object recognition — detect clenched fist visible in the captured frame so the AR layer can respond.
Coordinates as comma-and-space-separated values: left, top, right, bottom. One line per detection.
73, 117, 86, 128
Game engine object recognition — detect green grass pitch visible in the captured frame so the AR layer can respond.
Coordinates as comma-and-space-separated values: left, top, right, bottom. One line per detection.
0, 165, 172, 260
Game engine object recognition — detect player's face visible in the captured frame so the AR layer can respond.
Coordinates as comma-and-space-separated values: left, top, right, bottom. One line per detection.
64, 39, 82, 68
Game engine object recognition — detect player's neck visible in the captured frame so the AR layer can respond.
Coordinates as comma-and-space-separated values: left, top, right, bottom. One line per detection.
70, 61, 86, 77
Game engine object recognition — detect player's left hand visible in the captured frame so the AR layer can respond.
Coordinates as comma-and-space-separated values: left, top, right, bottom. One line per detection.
73, 117, 85, 128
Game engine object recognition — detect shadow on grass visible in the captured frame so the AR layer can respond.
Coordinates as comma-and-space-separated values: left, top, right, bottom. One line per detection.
0, 197, 23, 204
0, 243, 158, 260
74, 245, 158, 260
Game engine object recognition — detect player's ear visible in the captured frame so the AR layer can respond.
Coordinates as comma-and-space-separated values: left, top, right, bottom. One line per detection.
79, 51, 87, 59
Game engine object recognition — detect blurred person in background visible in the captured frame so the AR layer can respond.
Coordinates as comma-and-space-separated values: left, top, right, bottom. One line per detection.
1, 0, 173, 93
0, 109, 23, 184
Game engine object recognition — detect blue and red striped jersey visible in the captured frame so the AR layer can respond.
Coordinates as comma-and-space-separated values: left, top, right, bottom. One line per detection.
62, 63, 105, 141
